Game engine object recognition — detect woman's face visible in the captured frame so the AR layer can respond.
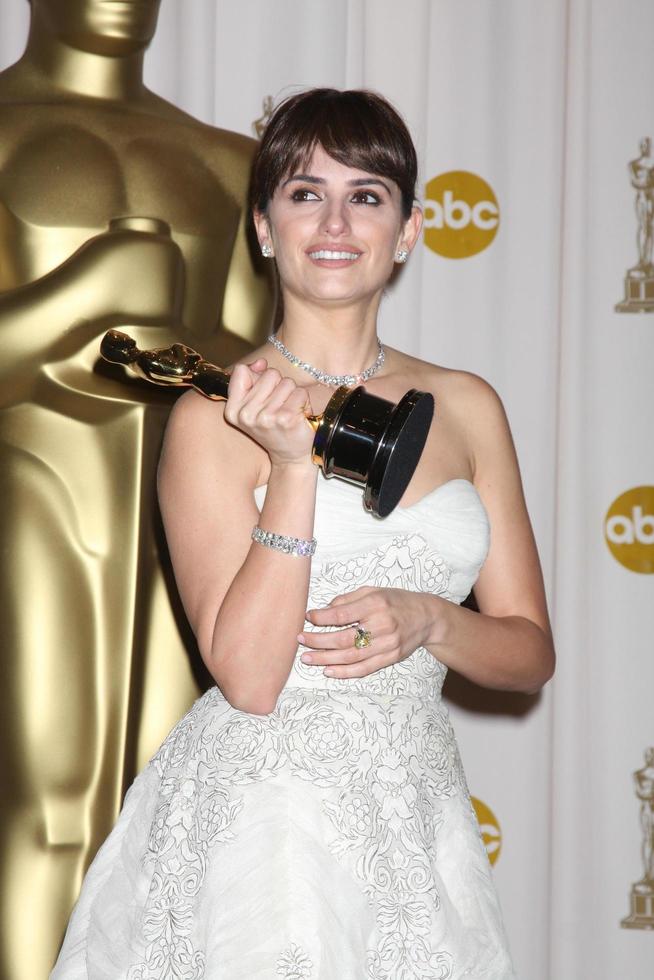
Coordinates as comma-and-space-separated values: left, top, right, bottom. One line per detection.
256, 144, 421, 310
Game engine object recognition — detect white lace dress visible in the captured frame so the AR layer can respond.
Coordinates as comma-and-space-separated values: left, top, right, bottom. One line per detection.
51, 476, 514, 980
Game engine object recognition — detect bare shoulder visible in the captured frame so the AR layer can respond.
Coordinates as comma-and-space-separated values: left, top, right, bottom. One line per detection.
163, 387, 243, 452
438, 367, 507, 425
390, 348, 506, 423
388, 348, 513, 479
160, 388, 264, 486
433, 367, 514, 480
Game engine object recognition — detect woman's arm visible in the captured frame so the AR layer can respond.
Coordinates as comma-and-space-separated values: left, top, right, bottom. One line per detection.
423, 373, 554, 692
299, 373, 555, 694
158, 362, 318, 715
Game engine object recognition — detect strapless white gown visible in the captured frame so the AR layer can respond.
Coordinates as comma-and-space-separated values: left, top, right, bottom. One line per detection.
51, 476, 514, 980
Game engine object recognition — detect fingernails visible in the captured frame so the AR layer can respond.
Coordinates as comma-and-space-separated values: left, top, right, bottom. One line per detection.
300, 654, 313, 664
323, 668, 335, 677
297, 633, 304, 643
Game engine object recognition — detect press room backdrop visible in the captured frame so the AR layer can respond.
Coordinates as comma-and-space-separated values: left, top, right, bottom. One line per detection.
1, 2, 653, 978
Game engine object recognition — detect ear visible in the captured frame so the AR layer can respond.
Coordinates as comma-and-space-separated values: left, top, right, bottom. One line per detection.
253, 209, 272, 250
396, 205, 423, 256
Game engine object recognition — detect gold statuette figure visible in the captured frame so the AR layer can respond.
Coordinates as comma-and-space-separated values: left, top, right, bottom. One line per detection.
622, 747, 654, 929
615, 137, 654, 312
0, 2, 272, 977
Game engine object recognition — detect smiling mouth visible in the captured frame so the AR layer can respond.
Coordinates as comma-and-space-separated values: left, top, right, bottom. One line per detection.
308, 249, 361, 261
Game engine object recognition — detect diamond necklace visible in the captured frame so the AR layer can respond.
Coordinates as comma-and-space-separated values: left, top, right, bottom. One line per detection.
266, 334, 385, 388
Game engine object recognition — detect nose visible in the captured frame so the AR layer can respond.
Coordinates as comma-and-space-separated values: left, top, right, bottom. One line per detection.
320, 197, 351, 237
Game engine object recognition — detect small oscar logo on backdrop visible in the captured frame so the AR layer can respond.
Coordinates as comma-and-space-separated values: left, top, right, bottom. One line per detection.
424, 172, 499, 258
616, 138, 654, 313
622, 748, 654, 930
471, 797, 502, 866
604, 486, 654, 573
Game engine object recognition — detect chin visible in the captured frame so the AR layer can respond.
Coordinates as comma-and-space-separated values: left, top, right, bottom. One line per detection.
51, 2, 160, 55
319, 282, 384, 306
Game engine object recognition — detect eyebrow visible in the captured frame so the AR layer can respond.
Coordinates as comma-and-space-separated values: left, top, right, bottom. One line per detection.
282, 174, 392, 194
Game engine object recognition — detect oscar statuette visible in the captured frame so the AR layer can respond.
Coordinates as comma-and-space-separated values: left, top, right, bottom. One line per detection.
622, 747, 654, 930
616, 138, 654, 313
101, 330, 434, 519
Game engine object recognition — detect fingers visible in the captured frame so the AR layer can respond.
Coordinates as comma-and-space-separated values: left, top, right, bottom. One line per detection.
298, 626, 357, 651
224, 362, 316, 464
225, 365, 307, 428
300, 588, 410, 676
301, 643, 387, 667
298, 621, 392, 666
306, 597, 374, 628
327, 587, 374, 606
225, 361, 266, 413
298, 588, 423, 678
244, 373, 294, 420
239, 367, 286, 417
255, 379, 309, 427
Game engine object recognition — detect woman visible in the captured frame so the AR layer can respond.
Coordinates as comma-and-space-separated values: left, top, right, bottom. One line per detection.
52, 88, 554, 979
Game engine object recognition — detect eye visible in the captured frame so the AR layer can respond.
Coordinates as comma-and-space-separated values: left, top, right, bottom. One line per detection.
290, 187, 321, 202
351, 190, 382, 205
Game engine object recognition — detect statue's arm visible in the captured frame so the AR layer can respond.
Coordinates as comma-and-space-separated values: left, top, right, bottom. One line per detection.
0, 227, 184, 398
210, 133, 275, 348
221, 201, 275, 347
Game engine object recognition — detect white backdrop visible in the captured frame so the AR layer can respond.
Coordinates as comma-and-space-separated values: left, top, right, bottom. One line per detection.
1, 2, 653, 978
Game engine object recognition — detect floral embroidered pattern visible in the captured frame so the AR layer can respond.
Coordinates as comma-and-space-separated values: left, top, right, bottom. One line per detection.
123, 530, 496, 979
126, 707, 247, 979
315, 699, 463, 980
276, 942, 314, 978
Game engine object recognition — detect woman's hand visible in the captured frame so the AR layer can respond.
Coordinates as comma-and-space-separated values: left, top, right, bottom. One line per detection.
224, 358, 316, 467
298, 586, 440, 678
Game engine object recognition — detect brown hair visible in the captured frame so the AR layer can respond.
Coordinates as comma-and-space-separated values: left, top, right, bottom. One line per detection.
250, 88, 418, 219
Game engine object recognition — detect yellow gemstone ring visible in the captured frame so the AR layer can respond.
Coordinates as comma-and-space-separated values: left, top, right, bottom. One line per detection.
353, 625, 373, 649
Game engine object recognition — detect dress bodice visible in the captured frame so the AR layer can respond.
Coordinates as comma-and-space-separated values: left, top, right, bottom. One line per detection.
254, 475, 490, 702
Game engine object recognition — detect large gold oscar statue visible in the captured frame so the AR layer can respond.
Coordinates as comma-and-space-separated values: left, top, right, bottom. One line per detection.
0, 2, 272, 976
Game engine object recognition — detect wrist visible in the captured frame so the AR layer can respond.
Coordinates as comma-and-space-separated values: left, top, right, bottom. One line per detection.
423, 593, 452, 649
268, 459, 317, 482
261, 460, 319, 528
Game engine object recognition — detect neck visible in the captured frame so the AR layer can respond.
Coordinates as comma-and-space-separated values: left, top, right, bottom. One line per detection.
274, 294, 384, 381
22, 30, 146, 101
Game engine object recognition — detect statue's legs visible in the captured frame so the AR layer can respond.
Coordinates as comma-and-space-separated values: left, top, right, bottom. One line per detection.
645, 196, 654, 270
635, 192, 654, 269
0, 398, 201, 978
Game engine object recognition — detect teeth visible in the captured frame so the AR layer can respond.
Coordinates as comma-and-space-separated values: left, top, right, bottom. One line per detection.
309, 250, 360, 261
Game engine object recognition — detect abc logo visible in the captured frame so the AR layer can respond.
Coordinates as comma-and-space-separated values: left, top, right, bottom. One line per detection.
604, 486, 654, 574
471, 796, 502, 866
424, 171, 499, 258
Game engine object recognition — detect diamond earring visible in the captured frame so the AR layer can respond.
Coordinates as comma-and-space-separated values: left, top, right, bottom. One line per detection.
261, 243, 274, 258
395, 249, 409, 264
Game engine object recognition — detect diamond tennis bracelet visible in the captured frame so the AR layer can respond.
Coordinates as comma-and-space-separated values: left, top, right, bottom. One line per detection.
251, 525, 317, 557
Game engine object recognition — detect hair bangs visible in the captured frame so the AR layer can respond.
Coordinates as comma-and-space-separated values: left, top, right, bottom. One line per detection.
251, 89, 417, 218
